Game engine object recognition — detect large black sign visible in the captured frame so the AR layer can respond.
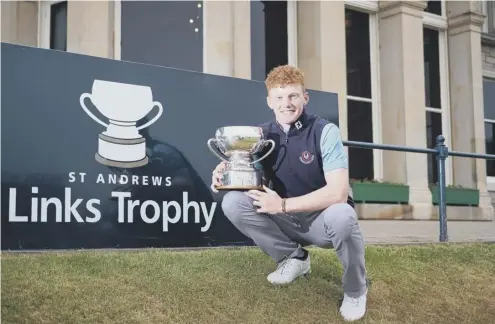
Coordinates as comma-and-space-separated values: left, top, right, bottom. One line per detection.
1, 42, 339, 250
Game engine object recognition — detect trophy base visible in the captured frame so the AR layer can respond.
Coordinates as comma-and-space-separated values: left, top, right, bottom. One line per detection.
95, 133, 148, 168
95, 153, 149, 168
216, 169, 264, 191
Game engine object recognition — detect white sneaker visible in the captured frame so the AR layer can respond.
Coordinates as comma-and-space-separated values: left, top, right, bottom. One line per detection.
339, 289, 367, 321
267, 255, 311, 285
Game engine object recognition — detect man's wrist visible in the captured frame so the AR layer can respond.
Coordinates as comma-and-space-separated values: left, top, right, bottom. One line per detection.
283, 197, 296, 213
281, 198, 287, 213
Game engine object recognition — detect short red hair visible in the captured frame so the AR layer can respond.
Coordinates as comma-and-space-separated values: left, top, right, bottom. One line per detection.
265, 65, 305, 92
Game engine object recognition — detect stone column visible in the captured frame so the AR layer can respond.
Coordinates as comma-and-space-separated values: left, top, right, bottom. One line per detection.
203, 0, 250, 78
203, 1, 234, 76
67, 1, 114, 58
378, 1, 432, 218
1, 1, 38, 46
297, 1, 348, 139
1, 1, 18, 43
232, 0, 251, 79
17, 1, 38, 46
447, 1, 493, 219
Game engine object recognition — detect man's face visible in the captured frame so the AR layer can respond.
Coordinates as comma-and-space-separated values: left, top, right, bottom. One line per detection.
266, 84, 309, 125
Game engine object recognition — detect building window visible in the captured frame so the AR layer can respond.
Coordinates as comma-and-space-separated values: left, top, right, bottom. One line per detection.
424, 28, 441, 109
482, 1, 495, 35
422, 1, 451, 185
250, 1, 297, 81
50, 1, 67, 51
348, 100, 374, 180
39, 1, 67, 51
422, 0, 451, 184
346, 9, 371, 99
345, 7, 380, 181
424, 27, 443, 184
120, 1, 203, 72
425, 0, 442, 16
483, 77, 495, 177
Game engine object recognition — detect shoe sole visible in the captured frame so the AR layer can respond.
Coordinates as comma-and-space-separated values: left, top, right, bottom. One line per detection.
341, 314, 366, 322
268, 268, 311, 285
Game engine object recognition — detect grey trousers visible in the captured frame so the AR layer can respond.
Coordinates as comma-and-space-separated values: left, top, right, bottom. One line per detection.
221, 191, 367, 298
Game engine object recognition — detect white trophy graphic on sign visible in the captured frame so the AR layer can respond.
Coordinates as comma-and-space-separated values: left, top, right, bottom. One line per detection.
80, 79, 163, 168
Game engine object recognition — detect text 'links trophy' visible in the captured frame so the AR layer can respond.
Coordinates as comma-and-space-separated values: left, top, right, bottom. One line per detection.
207, 126, 275, 191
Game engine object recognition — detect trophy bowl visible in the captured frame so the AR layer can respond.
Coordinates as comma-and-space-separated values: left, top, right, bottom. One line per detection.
80, 79, 164, 139
207, 126, 276, 191
214, 126, 266, 157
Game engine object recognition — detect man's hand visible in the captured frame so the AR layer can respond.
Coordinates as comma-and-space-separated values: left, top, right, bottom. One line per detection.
245, 186, 283, 215
210, 162, 227, 193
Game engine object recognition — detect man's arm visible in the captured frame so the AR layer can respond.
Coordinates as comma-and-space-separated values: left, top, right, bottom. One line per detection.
284, 123, 349, 213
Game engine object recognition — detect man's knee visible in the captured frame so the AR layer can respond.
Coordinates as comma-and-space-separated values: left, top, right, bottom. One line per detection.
322, 203, 358, 240
221, 191, 254, 222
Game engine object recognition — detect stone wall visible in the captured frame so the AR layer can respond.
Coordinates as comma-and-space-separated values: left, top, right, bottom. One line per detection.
482, 44, 495, 73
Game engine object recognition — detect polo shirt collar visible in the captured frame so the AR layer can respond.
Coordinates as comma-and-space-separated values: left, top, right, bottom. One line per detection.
276, 109, 309, 132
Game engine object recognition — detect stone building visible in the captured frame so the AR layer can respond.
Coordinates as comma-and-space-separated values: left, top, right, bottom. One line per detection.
2, 0, 495, 221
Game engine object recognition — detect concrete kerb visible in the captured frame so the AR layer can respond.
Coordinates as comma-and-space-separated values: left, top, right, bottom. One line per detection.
2, 240, 494, 255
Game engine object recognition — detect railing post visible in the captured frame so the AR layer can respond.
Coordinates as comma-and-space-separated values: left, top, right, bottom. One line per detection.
435, 135, 449, 242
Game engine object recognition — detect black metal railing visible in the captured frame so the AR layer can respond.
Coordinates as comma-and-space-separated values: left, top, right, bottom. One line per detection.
343, 135, 495, 242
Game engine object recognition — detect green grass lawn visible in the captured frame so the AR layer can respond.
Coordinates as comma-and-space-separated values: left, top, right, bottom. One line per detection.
2, 243, 495, 324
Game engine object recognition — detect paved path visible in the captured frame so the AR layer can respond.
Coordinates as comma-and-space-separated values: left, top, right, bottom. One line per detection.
359, 220, 495, 244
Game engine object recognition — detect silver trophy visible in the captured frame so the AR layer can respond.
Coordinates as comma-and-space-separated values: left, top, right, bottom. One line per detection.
207, 126, 275, 190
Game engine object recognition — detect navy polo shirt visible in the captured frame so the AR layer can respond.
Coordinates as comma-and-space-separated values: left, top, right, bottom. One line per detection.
257, 110, 354, 207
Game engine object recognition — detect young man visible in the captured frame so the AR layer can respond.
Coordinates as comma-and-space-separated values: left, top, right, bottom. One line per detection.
210, 65, 368, 322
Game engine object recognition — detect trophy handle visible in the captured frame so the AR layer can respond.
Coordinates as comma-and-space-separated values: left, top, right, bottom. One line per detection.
79, 93, 109, 128
207, 138, 230, 163
250, 139, 276, 165
137, 101, 163, 130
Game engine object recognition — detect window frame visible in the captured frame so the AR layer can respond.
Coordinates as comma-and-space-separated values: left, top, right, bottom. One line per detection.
423, 0, 447, 28
114, 0, 121, 60
422, 1, 452, 186
483, 70, 495, 191
344, 1, 382, 181
37, 0, 67, 49
481, 0, 495, 35
287, 0, 298, 67
114, 0, 298, 71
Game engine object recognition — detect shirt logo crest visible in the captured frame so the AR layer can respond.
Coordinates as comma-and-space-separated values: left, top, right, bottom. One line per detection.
299, 151, 314, 164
